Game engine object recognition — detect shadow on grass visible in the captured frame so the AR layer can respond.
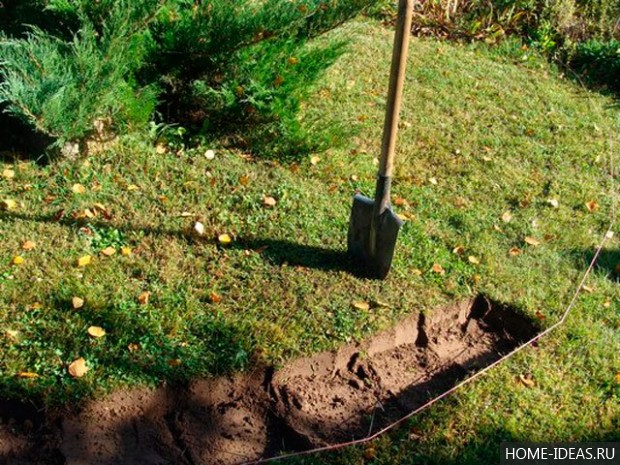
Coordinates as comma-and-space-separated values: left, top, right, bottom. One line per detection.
572, 248, 620, 282
0, 112, 54, 164
234, 238, 356, 274
0, 290, 257, 460
0, 211, 362, 275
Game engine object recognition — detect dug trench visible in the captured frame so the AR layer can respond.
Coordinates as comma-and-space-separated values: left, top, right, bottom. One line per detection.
1, 295, 539, 465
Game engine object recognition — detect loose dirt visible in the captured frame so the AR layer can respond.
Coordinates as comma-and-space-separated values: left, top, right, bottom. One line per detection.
0, 296, 537, 465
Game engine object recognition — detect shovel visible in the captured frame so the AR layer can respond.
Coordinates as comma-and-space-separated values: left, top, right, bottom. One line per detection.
347, 0, 414, 279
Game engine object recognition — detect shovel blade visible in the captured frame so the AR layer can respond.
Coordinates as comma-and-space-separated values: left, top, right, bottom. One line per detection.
347, 193, 403, 279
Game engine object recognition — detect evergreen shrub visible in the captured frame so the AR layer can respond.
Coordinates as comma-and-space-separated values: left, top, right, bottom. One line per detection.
0, 0, 374, 157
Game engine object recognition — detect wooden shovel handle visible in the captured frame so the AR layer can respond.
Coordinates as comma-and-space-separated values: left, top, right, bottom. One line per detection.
378, 0, 413, 181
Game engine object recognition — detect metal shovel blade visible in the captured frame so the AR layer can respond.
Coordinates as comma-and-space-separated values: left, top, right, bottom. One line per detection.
347, 193, 403, 279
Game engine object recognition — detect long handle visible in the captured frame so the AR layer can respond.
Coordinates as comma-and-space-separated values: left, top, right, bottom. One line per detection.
374, 0, 414, 213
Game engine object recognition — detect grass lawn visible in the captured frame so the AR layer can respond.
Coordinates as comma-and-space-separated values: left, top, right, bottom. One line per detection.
1, 18, 619, 463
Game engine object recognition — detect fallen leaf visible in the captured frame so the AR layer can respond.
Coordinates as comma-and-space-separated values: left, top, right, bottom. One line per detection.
518, 374, 535, 388
525, 236, 541, 246
21, 240, 36, 250
239, 175, 251, 186
493, 224, 503, 233
509, 247, 522, 256
218, 233, 232, 245
585, 200, 599, 213
273, 75, 285, 87
72, 210, 89, 220
155, 143, 167, 154
127, 184, 139, 191
128, 343, 139, 352
210, 292, 222, 303
310, 156, 321, 166
535, 310, 546, 320
412, 269, 423, 276
53, 209, 65, 221
472, 274, 481, 284
393, 197, 408, 207
93, 203, 108, 213
12, 256, 24, 265
615, 373, 620, 385
6, 329, 20, 340
168, 359, 182, 367
121, 247, 132, 256
18, 372, 39, 379
87, 326, 106, 338
454, 197, 467, 208
205, 149, 215, 160
468, 256, 480, 265
409, 427, 423, 441
603, 300, 611, 308
397, 212, 415, 221
101, 246, 116, 256
77, 255, 92, 267
2, 169, 15, 179
1, 199, 18, 210
349, 174, 359, 182
72, 297, 84, 309
194, 221, 206, 236
431, 263, 445, 275
29, 303, 42, 310
68, 358, 88, 378
452, 246, 465, 255
363, 446, 377, 460
547, 198, 559, 208
605, 231, 615, 239
138, 291, 150, 305
352, 301, 370, 311
582, 285, 594, 293
429, 177, 438, 185
263, 196, 277, 207
72, 183, 86, 194
501, 211, 512, 223
288, 56, 299, 65
371, 299, 390, 308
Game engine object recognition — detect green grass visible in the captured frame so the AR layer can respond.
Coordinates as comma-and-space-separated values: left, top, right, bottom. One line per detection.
1, 18, 619, 462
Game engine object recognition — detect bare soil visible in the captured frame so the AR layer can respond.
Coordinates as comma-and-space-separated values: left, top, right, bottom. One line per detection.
0, 295, 537, 465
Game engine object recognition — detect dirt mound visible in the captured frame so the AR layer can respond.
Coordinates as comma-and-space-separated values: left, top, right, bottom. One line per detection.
0, 296, 537, 465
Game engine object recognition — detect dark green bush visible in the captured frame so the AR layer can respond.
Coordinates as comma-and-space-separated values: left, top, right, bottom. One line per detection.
570, 39, 620, 90
0, 0, 373, 158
